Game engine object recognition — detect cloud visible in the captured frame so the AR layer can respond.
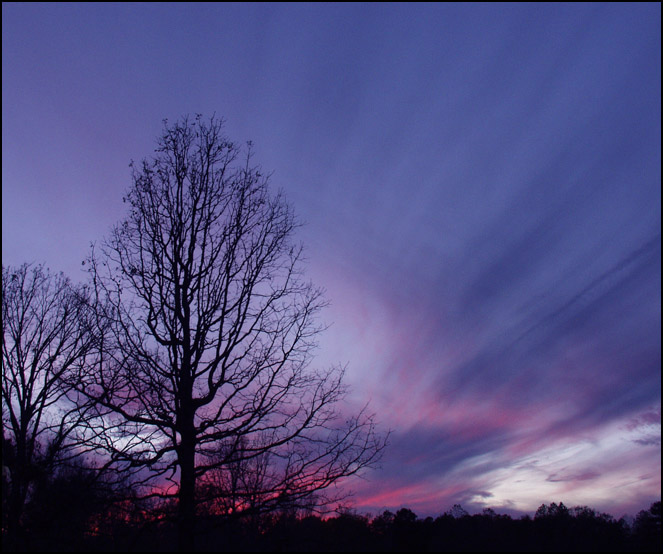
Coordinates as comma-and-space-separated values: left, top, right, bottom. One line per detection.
633, 437, 661, 447
546, 470, 600, 483
623, 406, 662, 447
625, 407, 662, 431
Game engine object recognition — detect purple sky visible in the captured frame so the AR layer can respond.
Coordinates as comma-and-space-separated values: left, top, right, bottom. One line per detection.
2, 3, 660, 517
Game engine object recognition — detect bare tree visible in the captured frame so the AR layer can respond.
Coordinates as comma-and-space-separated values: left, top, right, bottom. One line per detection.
73, 115, 385, 550
1, 263, 96, 541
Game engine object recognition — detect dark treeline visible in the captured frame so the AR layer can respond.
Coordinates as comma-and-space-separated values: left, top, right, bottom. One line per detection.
2, 448, 660, 552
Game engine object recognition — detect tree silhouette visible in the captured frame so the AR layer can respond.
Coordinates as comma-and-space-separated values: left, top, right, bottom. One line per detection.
633, 501, 661, 550
71, 115, 385, 550
2, 263, 97, 546
535, 501, 570, 520
446, 503, 469, 519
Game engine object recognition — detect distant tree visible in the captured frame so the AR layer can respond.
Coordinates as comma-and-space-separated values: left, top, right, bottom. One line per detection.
1, 263, 96, 544
633, 501, 661, 550
481, 507, 497, 518
371, 509, 395, 535
570, 505, 598, 519
394, 507, 418, 524
535, 501, 570, 519
71, 115, 385, 550
393, 507, 421, 549
446, 503, 469, 519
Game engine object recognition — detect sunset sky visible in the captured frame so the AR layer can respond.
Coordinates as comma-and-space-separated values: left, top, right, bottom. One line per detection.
2, 3, 660, 518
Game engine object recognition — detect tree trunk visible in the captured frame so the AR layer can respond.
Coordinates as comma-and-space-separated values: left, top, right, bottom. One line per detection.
178, 413, 196, 551
6, 438, 29, 549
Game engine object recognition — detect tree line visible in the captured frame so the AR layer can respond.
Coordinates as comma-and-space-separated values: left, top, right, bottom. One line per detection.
2, 460, 660, 554
2, 115, 386, 551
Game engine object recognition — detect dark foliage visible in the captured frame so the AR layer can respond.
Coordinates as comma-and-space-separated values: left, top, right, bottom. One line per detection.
2, 264, 99, 549
4, 496, 660, 552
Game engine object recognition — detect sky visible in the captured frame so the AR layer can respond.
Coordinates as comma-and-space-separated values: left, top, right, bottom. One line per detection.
2, 3, 660, 518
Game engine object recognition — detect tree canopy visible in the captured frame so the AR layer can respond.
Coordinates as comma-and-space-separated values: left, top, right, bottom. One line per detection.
67, 115, 385, 549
